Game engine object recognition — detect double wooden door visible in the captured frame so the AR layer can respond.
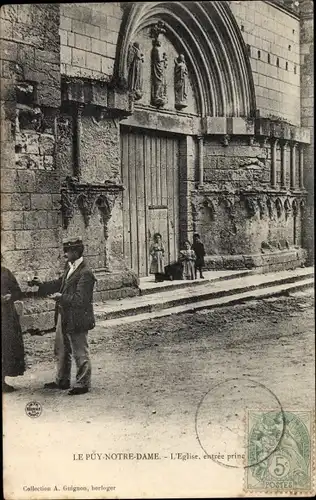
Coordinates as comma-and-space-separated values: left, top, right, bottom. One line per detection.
121, 127, 180, 277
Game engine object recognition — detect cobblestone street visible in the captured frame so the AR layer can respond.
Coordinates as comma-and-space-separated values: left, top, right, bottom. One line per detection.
4, 288, 315, 498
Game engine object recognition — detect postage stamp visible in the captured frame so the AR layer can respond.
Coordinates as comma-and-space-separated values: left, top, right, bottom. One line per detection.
245, 410, 314, 494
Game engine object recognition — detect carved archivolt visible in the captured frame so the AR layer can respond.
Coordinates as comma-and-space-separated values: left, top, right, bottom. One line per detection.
114, 2, 256, 116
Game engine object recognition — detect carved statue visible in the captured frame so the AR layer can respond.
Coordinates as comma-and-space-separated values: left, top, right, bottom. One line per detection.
150, 21, 168, 108
151, 39, 168, 107
127, 42, 144, 100
174, 54, 188, 110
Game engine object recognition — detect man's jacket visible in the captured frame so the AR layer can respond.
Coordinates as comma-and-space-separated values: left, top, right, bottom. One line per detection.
39, 259, 96, 333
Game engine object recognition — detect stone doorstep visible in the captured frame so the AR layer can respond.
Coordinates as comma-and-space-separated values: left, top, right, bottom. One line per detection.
98, 279, 314, 328
94, 267, 314, 321
139, 269, 252, 296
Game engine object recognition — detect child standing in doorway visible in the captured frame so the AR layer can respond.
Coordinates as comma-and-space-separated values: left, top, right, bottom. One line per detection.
179, 240, 196, 280
149, 233, 165, 282
192, 233, 206, 279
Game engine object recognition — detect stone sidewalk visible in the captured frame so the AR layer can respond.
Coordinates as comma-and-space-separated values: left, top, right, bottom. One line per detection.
94, 267, 314, 326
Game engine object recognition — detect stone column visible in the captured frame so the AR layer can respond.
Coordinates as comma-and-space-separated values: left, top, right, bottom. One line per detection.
197, 135, 204, 188
290, 142, 297, 189
280, 140, 288, 189
270, 139, 278, 188
299, 144, 305, 189
73, 105, 84, 178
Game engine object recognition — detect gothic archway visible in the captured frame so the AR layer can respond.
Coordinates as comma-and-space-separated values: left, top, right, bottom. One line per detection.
114, 1, 256, 117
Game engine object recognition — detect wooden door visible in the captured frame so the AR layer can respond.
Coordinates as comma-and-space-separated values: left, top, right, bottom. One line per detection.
121, 127, 180, 276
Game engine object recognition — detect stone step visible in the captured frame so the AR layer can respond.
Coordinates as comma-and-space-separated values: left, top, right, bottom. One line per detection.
139, 269, 253, 296
97, 277, 313, 328
94, 267, 314, 322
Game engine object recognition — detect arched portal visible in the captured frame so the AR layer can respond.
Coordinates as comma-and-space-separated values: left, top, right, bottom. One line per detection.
115, 1, 256, 276
114, 1, 256, 117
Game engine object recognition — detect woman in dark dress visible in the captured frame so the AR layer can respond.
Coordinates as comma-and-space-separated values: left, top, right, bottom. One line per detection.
1, 264, 25, 392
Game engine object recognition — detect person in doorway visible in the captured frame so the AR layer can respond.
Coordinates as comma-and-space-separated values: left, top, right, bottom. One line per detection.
149, 233, 165, 282
1, 257, 26, 393
30, 238, 96, 395
179, 240, 196, 280
192, 233, 206, 279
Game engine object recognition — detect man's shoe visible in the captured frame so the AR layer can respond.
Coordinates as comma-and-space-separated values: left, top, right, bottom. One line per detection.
44, 382, 70, 390
68, 387, 89, 396
3, 383, 15, 393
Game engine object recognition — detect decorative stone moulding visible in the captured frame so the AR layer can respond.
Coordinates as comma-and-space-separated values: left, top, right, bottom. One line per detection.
61, 77, 132, 118
60, 177, 124, 230
255, 117, 311, 144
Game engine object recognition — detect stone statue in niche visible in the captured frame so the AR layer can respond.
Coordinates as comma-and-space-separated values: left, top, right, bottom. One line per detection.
174, 54, 188, 110
127, 42, 144, 100
150, 21, 168, 107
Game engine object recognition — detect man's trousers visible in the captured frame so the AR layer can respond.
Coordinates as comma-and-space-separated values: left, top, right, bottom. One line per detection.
54, 313, 91, 389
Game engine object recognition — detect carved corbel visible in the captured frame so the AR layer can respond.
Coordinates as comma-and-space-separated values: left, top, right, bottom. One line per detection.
61, 190, 75, 229
244, 196, 257, 217
275, 197, 283, 218
257, 197, 266, 219
249, 136, 255, 146
202, 197, 216, 220
77, 192, 95, 228
292, 198, 299, 216
91, 108, 106, 125
261, 137, 269, 148
266, 196, 274, 219
222, 135, 230, 147
284, 198, 291, 219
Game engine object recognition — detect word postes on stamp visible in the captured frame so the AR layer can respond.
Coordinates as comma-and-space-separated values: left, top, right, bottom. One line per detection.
246, 410, 314, 495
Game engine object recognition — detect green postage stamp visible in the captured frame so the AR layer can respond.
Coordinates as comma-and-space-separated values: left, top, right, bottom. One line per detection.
246, 410, 314, 494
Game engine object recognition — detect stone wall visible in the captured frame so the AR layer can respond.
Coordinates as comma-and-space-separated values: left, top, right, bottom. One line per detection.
59, 2, 122, 80
230, 0, 301, 125
1, 5, 62, 287
191, 135, 304, 261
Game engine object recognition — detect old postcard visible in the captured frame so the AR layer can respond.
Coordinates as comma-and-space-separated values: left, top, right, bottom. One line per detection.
1, 1, 315, 498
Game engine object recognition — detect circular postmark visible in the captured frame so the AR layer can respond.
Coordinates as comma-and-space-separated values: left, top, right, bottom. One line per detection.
25, 401, 42, 418
195, 377, 285, 469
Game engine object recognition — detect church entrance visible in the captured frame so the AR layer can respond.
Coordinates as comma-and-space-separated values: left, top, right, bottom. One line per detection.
121, 126, 180, 277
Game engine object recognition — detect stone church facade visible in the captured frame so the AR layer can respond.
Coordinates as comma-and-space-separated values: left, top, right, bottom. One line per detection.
0, 1, 313, 332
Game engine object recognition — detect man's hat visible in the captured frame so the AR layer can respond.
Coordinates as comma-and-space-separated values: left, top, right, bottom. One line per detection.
62, 237, 84, 250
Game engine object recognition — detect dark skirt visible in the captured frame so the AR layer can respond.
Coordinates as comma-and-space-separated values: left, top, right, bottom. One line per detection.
1, 266, 25, 378
195, 256, 205, 268
2, 303, 25, 377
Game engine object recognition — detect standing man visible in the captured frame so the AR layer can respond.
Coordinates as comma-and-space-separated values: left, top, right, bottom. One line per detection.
30, 238, 96, 395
